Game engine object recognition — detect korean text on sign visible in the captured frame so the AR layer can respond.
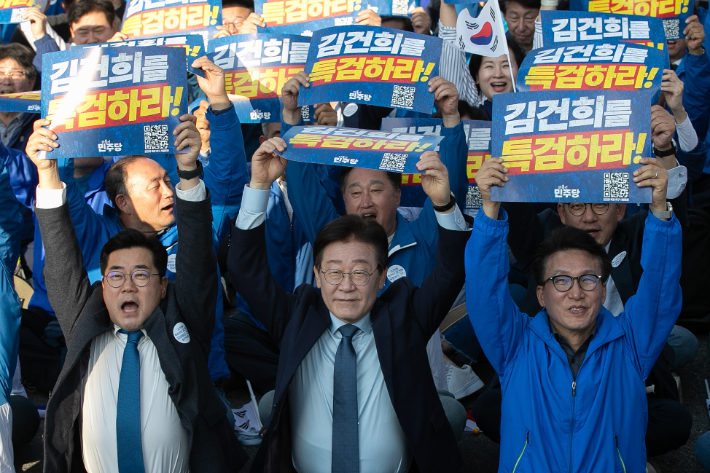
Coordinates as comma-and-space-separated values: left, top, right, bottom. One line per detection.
121, 0, 220, 39
257, 0, 361, 29
539, 11, 666, 47
0, 0, 37, 23
41, 46, 187, 158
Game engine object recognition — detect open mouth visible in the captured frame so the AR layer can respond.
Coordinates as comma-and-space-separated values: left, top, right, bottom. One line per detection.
361, 213, 376, 220
490, 82, 508, 93
161, 203, 174, 212
121, 301, 139, 314
568, 306, 587, 315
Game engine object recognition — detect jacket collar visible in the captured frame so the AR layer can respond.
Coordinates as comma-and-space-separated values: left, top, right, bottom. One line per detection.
388, 212, 417, 257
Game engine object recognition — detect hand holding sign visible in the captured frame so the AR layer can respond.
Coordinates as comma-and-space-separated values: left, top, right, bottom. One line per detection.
282, 71, 308, 125
660, 70, 686, 123
25, 119, 61, 190
314, 103, 337, 126
651, 105, 676, 153
684, 15, 706, 55
475, 157, 508, 219
173, 114, 202, 189
21, 7, 47, 41
429, 77, 459, 128
192, 56, 231, 111
417, 151, 453, 210
632, 158, 668, 212
356, 9, 382, 26
251, 137, 288, 190
411, 7, 431, 36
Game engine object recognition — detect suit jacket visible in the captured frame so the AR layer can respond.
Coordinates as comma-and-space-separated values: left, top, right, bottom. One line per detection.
229, 221, 469, 473
36, 192, 248, 473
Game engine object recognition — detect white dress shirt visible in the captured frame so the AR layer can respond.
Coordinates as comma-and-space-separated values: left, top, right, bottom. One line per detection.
603, 242, 624, 317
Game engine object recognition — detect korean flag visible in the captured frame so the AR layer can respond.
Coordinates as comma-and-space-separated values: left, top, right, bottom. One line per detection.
456, 0, 508, 57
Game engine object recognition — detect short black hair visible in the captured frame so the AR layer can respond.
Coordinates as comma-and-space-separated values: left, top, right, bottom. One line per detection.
531, 226, 612, 286
68, 0, 116, 28
468, 35, 526, 92
313, 214, 388, 274
105, 155, 149, 214
222, 0, 254, 9
0, 44, 37, 79
100, 228, 168, 278
500, 0, 541, 14
339, 166, 401, 195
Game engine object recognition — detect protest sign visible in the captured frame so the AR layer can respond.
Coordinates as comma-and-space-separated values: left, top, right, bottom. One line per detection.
517, 40, 668, 93
277, 125, 443, 173
489, 89, 653, 203
121, 0, 221, 40
0, 92, 40, 113
381, 117, 491, 211
256, 0, 415, 36
0, 0, 42, 24
568, 0, 691, 40
206, 33, 310, 123
79, 33, 207, 76
298, 25, 441, 113
539, 11, 667, 50
40, 46, 188, 159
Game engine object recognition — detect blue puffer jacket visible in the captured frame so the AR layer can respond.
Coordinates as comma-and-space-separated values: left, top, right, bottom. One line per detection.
0, 160, 24, 406
465, 210, 682, 473
40, 105, 248, 381
283, 119, 469, 289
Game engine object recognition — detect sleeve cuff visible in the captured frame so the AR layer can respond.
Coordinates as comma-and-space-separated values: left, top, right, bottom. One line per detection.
176, 179, 207, 202
35, 183, 66, 209
235, 184, 270, 230
666, 165, 688, 200
434, 204, 468, 231
674, 115, 699, 152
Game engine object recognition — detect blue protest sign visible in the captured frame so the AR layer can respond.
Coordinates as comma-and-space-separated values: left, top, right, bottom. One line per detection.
40, 46, 188, 159
489, 89, 653, 203
0, 92, 40, 113
121, 0, 221, 40
568, 0, 691, 40
297, 25, 442, 113
205, 33, 310, 123
0, 0, 41, 24
517, 40, 668, 94
539, 11, 667, 49
278, 125, 443, 173
78, 33, 207, 77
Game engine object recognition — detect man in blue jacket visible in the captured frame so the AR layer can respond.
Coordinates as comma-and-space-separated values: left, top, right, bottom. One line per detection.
25, 56, 247, 420
468, 155, 681, 472
278, 72, 481, 396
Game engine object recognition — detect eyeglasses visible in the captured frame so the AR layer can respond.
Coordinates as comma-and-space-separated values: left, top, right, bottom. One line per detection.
0, 70, 27, 80
566, 203, 610, 217
320, 269, 375, 286
544, 274, 603, 292
104, 270, 160, 288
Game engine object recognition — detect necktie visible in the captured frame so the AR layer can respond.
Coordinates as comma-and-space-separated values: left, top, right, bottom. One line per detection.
116, 330, 146, 473
332, 324, 360, 473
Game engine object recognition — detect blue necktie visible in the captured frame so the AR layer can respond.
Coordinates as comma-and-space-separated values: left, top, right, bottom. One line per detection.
116, 330, 145, 473
332, 324, 360, 473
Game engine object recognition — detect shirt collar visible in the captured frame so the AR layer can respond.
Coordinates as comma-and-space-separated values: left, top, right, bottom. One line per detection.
113, 324, 149, 338
328, 312, 373, 336
548, 319, 596, 346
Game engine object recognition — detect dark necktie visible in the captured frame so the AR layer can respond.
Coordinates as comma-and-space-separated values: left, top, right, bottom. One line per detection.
116, 330, 146, 473
332, 324, 360, 473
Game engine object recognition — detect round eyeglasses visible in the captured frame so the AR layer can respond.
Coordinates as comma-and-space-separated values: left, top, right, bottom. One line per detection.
544, 274, 602, 292
320, 269, 375, 286
104, 270, 160, 288
566, 203, 610, 217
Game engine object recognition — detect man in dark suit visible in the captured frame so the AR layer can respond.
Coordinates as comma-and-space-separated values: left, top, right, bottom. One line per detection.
229, 137, 470, 473
28, 115, 247, 472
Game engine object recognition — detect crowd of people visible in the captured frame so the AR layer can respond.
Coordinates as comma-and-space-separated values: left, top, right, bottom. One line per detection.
0, 0, 708, 471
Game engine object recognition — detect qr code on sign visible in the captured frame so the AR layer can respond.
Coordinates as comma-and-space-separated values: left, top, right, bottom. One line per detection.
379, 153, 408, 172
604, 172, 629, 200
392, 0, 409, 15
144, 124, 169, 152
466, 186, 483, 209
391, 85, 415, 109
663, 19, 680, 40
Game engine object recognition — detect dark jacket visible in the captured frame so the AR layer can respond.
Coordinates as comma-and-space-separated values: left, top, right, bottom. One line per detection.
229, 221, 469, 473
37, 192, 248, 473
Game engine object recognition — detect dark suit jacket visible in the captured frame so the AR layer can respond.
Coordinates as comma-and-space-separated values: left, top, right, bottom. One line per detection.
37, 192, 247, 473
229, 221, 469, 473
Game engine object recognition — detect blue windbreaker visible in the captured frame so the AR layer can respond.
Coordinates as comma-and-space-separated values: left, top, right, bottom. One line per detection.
0, 160, 23, 406
465, 210, 682, 473
676, 50, 710, 143
38, 105, 248, 381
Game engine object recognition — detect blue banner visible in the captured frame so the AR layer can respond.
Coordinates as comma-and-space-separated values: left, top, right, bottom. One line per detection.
0, 91, 40, 113
539, 11, 667, 49
297, 25, 441, 113
278, 125, 443, 173
205, 33, 310, 123
40, 46, 188, 159
489, 89, 653, 203
78, 33, 207, 77
517, 40, 668, 94
121, 0, 221, 40
568, 0, 691, 40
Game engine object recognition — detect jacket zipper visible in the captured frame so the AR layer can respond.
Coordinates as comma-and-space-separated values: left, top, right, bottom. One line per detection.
615, 436, 626, 473
512, 431, 529, 473
569, 381, 576, 473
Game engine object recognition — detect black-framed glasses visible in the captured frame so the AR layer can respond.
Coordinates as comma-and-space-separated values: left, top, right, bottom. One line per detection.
320, 269, 375, 286
0, 70, 27, 80
544, 274, 602, 292
566, 203, 610, 217
104, 270, 160, 288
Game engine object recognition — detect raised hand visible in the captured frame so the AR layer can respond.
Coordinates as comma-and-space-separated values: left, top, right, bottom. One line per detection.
314, 103, 337, 126
475, 158, 508, 219
429, 76, 459, 127
193, 100, 211, 151
191, 57, 231, 110
416, 151, 452, 211
356, 9, 381, 26
250, 138, 288, 190
632, 157, 669, 214
411, 7, 431, 35
25, 119, 60, 188
282, 71, 309, 124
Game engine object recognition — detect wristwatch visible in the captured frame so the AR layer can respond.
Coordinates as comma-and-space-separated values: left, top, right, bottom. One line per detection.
653, 139, 677, 158
432, 193, 456, 212
650, 202, 673, 220
176, 160, 203, 180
